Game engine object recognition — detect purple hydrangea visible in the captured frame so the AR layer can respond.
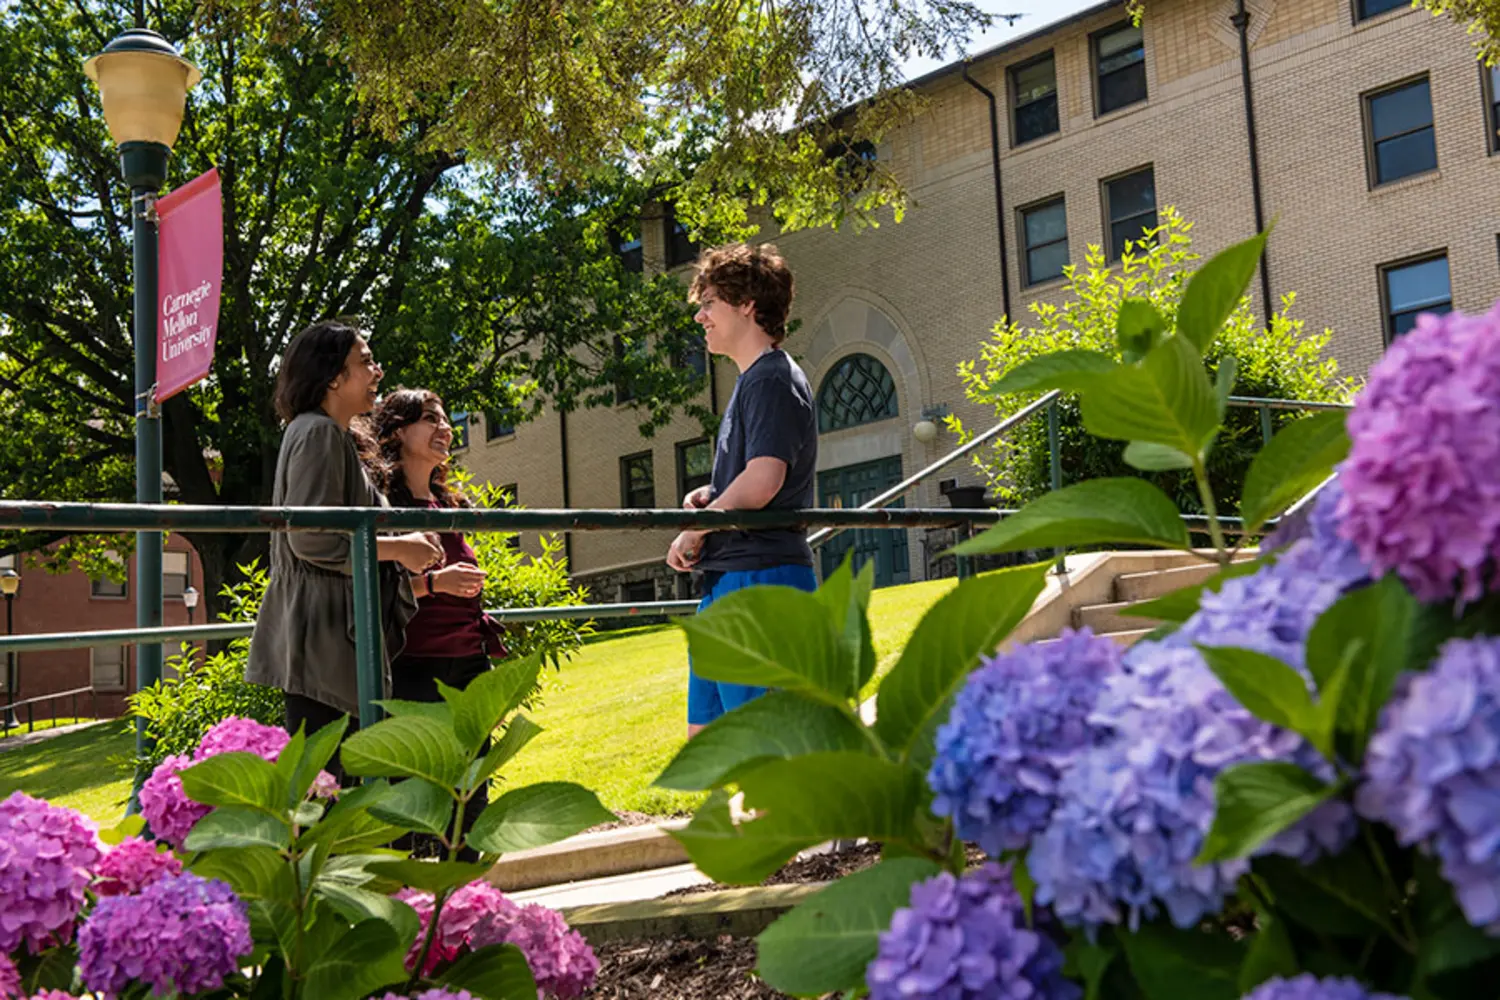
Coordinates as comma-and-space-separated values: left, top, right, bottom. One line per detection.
0, 953, 19, 998
867, 862, 1078, 1000
23, 992, 76, 1000
94, 835, 183, 896
1336, 302, 1500, 603
397, 882, 520, 975
0, 790, 102, 953
928, 628, 1123, 855
194, 716, 290, 761
1029, 550, 1359, 932
1357, 635, 1500, 934
472, 901, 599, 999
1242, 974, 1408, 1000
78, 871, 251, 997
138, 754, 212, 850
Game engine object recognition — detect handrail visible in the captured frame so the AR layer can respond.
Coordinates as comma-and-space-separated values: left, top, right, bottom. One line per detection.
0, 685, 99, 738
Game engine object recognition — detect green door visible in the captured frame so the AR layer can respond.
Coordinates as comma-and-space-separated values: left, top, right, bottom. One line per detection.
818, 456, 910, 587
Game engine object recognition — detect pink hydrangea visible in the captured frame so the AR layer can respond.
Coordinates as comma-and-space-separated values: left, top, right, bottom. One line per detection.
308, 769, 341, 800
23, 992, 76, 1000
94, 836, 184, 897
1337, 302, 1500, 602
0, 952, 20, 997
0, 791, 102, 954
472, 903, 599, 999
139, 754, 212, 850
193, 716, 290, 762
397, 882, 520, 975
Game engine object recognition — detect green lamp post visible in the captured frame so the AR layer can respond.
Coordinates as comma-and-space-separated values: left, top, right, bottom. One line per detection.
84, 29, 200, 773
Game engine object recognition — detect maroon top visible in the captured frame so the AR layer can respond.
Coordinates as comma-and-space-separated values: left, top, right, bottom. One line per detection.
399, 500, 505, 659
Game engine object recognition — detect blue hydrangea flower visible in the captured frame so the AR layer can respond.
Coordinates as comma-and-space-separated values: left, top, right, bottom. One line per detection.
1242, 974, 1408, 1000
1357, 636, 1500, 934
928, 628, 1123, 855
867, 863, 1079, 1000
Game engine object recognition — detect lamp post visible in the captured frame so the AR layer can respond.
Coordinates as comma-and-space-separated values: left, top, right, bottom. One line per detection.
182, 584, 198, 625
0, 570, 18, 729
84, 29, 200, 772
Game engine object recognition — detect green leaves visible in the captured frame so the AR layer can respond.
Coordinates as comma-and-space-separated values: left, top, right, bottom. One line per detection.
1118, 922, 1245, 1000
341, 715, 469, 787
1239, 411, 1349, 531
655, 691, 870, 791
679, 584, 849, 703
1197, 762, 1339, 863
467, 782, 614, 855
874, 563, 1048, 766
1080, 334, 1219, 460
1305, 575, 1419, 755
367, 779, 455, 836
438, 943, 539, 1000
1116, 298, 1168, 363
983, 349, 1118, 396
183, 807, 291, 852
673, 753, 923, 884
757, 858, 942, 995
816, 556, 877, 694
302, 919, 409, 1000
365, 859, 494, 894
1196, 645, 1337, 757
954, 478, 1190, 556
453, 655, 543, 754
179, 752, 284, 813
1175, 229, 1269, 351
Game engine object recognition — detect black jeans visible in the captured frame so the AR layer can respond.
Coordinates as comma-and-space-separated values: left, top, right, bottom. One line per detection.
391, 652, 492, 861
285, 693, 359, 785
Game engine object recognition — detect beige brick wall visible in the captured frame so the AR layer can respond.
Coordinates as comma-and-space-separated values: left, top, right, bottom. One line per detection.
466, 0, 1500, 588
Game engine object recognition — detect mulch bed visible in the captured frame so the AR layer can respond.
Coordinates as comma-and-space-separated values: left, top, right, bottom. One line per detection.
585, 809, 686, 833
585, 936, 790, 999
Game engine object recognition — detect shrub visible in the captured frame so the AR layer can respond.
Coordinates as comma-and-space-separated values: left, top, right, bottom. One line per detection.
955, 208, 1352, 515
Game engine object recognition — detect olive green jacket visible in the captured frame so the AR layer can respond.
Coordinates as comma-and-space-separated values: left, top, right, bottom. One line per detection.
246, 410, 417, 717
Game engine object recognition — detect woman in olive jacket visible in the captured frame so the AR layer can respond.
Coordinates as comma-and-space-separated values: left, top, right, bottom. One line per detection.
247, 320, 442, 741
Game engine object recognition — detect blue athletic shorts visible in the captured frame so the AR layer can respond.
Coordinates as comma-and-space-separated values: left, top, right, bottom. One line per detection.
686, 563, 819, 726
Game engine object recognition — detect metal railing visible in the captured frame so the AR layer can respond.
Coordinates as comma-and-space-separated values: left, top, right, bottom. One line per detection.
0, 685, 100, 738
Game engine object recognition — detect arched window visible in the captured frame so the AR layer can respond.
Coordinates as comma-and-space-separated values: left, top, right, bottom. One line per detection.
817, 353, 899, 433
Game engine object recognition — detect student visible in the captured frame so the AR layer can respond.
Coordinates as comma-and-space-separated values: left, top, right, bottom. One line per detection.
666, 243, 816, 736
248, 320, 440, 746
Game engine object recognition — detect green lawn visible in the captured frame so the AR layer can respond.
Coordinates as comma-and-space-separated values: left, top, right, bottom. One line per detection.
0, 720, 134, 826
504, 575, 958, 816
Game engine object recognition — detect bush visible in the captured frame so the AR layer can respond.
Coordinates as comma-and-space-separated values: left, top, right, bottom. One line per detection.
955, 208, 1352, 515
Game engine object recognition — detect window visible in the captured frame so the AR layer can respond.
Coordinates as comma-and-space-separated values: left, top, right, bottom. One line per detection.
676, 338, 707, 379
676, 439, 712, 500
90, 552, 126, 599
1094, 23, 1147, 116
614, 229, 643, 274
1365, 77, 1437, 186
1356, 0, 1407, 20
92, 646, 128, 691
827, 138, 878, 189
614, 336, 647, 404
663, 207, 698, 268
163, 551, 189, 600
620, 579, 656, 603
485, 412, 515, 441
1021, 197, 1069, 286
1382, 254, 1451, 342
817, 354, 899, 433
1011, 53, 1059, 145
1103, 167, 1158, 261
1487, 63, 1500, 154
0, 555, 14, 571
620, 452, 656, 508
450, 413, 470, 451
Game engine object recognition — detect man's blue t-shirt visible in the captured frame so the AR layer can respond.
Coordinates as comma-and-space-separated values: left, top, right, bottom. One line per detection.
697, 349, 818, 572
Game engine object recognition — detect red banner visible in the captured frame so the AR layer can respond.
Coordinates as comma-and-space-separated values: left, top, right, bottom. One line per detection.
154, 168, 223, 404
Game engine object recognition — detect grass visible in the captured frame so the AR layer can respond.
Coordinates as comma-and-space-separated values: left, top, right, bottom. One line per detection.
0, 719, 135, 826
504, 574, 959, 817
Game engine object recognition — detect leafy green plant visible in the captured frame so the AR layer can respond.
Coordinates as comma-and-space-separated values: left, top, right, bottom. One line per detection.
954, 208, 1351, 516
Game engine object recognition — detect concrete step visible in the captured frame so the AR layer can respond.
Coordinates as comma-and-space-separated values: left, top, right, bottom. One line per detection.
1114, 559, 1247, 602
1073, 600, 1160, 634
513, 862, 712, 912
486, 821, 689, 892
1037, 626, 1155, 648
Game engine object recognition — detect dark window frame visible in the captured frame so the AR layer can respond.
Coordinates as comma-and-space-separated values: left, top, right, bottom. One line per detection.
1009, 51, 1060, 146
676, 438, 713, 501
1019, 195, 1069, 287
663, 206, 699, 269
90, 575, 127, 600
1362, 75, 1438, 187
91, 645, 129, 692
1485, 61, 1500, 155
1379, 250, 1452, 345
613, 227, 644, 273
1101, 165, 1158, 262
485, 411, 516, 441
619, 451, 656, 509
1354, 0, 1409, 23
1092, 20, 1148, 117
816, 353, 901, 434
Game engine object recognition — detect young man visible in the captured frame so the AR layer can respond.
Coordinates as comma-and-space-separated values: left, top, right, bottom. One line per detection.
666, 243, 817, 736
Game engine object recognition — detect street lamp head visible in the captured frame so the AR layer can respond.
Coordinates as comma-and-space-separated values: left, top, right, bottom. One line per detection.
182, 585, 199, 611
84, 29, 201, 188
0, 570, 18, 598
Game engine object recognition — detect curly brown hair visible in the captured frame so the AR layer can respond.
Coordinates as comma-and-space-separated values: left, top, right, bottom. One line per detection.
369, 388, 471, 510
689, 243, 795, 345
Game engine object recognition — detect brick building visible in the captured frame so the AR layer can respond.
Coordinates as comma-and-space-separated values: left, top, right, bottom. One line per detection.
462, 0, 1500, 601
0, 539, 205, 718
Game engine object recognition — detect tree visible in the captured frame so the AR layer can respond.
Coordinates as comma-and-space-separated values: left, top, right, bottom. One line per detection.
0, 0, 711, 617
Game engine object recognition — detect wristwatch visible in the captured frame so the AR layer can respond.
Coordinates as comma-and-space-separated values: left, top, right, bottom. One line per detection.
425, 569, 435, 595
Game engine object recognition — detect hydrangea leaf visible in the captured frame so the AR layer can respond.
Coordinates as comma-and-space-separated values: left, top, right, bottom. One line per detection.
1305, 575, 1418, 755
1197, 762, 1339, 863
286, 716, 349, 808
1079, 334, 1220, 460
314, 883, 421, 953
1412, 854, 1500, 980
366, 778, 454, 836
178, 751, 285, 813
454, 654, 543, 755
370, 698, 452, 725
438, 942, 539, 1000
1255, 853, 1392, 937
191, 845, 295, 902
1063, 939, 1117, 1000
24, 943, 77, 993
1123, 557, 1263, 624
183, 806, 292, 852
980, 349, 1118, 398
953, 478, 1191, 557
99, 814, 146, 847
1175, 228, 1270, 352
1117, 297, 1168, 363
815, 554, 878, 694
1236, 913, 1298, 994
467, 781, 614, 855
1117, 921, 1245, 1000
466, 714, 544, 791
1213, 355, 1238, 419
340, 715, 469, 788
365, 859, 494, 894
672, 753, 924, 885
1123, 441, 1194, 471
1196, 645, 1327, 755
1239, 410, 1350, 532
655, 691, 870, 791
873, 563, 1048, 766
679, 584, 850, 703
302, 919, 409, 1000
295, 781, 403, 854
756, 857, 943, 996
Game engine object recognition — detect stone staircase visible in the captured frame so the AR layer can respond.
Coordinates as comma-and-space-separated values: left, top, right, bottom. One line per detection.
1065, 557, 1240, 647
